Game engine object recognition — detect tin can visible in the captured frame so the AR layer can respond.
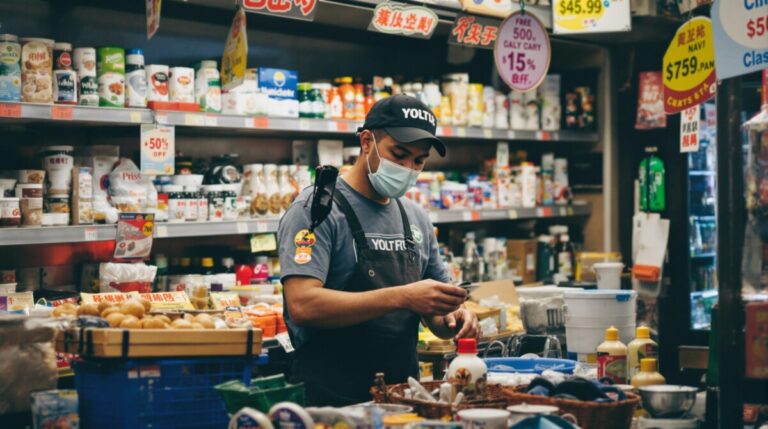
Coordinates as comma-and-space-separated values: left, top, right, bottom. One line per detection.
146, 64, 169, 102
97, 47, 125, 108
125, 48, 147, 108
53, 42, 76, 104
74, 47, 98, 106
169, 66, 194, 103
0, 34, 21, 102
20, 38, 54, 104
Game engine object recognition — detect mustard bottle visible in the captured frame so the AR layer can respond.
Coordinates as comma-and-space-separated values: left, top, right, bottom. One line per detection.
596, 326, 628, 384
631, 358, 666, 388
627, 326, 659, 379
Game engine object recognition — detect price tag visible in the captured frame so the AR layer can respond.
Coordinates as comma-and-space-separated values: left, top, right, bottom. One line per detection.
184, 113, 204, 126
253, 116, 270, 128
275, 332, 295, 352
204, 114, 218, 127
663, 17, 717, 114
710, 0, 768, 80
483, 129, 493, 139
299, 119, 310, 130
51, 106, 73, 120
567, 207, 574, 216
250, 233, 277, 253
559, 207, 568, 216
456, 127, 467, 137
462, 211, 473, 222
537, 131, 552, 141
337, 121, 350, 132
130, 111, 143, 123
155, 225, 168, 238
326, 121, 339, 132
244, 117, 254, 128
507, 130, 516, 139
236, 222, 249, 234
154, 112, 168, 124
507, 209, 518, 219
552, 0, 631, 35
494, 11, 551, 92
140, 124, 175, 175
471, 211, 481, 221
0, 103, 22, 118
84, 227, 98, 242
536, 208, 546, 217
255, 221, 268, 233
440, 126, 453, 137
680, 105, 701, 153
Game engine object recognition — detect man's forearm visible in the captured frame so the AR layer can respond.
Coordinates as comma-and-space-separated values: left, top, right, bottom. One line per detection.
290, 286, 406, 328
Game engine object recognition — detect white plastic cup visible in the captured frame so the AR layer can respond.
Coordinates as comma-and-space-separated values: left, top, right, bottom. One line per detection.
592, 262, 625, 289
457, 409, 510, 429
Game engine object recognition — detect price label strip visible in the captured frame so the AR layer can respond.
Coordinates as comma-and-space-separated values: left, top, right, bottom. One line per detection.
494, 11, 551, 93
140, 124, 175, 175
250, 233, 277, 253
710, 0, 768, 80
552, 0, 631, 35
663, 17, 717, 114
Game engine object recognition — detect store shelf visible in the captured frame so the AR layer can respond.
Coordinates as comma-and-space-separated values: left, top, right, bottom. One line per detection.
0, 102, 153, 125
694, 215, 717, 221
690, 170, 716, 176
691, 252, 717, 259
428, 204, 591, 224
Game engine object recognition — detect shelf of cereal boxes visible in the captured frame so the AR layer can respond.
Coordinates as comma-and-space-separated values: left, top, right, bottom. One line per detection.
0, 102, 153, 125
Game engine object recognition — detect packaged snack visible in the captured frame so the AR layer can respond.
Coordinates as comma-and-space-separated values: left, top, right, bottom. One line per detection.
20, 38, 54, 103
30, 390, 79, 429
99, 262, 157, 294
0, 34, 21, 102
97, 46, 125, 107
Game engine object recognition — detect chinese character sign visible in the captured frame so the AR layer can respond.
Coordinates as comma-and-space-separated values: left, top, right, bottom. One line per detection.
636, 71, 667, 130
448, 13, 500, 50
242, 0, 319, 21
494, 11, 551, 93
680, 105, 700, 153
369, 3, 439, 39
710, 0, 768, 80
663, 17, 716, 114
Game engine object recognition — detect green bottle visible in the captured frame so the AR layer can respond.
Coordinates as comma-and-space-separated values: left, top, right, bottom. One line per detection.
639, 148, 666, 212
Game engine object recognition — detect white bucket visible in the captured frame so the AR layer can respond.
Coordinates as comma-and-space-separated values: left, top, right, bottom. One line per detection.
593, 262, 624, 290
563, 289, 637, 356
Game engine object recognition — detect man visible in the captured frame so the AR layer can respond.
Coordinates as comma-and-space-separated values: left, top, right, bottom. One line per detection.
278, 95, 479, 406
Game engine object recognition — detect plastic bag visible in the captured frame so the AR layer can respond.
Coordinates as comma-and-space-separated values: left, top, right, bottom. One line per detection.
99, 262, 157, 293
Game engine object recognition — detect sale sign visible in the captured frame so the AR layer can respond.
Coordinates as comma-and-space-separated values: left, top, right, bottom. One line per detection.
680, 105, 700, 153
663, 17, 717, 114
553, 0, 631, 34
140, 124, 175, 175
368, 2, 439, 39
494, 11, 551, 93
242, 0, 319, 22
448, 13, 501, 50
711, 0, 768, 80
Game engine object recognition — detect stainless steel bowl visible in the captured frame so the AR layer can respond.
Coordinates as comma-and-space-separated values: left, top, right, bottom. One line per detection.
638, 385, 698, 418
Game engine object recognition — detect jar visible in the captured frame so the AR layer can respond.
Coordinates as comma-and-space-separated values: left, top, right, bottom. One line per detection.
195, 60, 221, 113
146, 64, 169, 102
222, 188, 237, 221
165, 185, 186, 223
298, 82, 312, 118
41, 145, 74, 197
197, 190, 209, 221
125, 48, 147, 108
0, 197, 21, 227
0, 34, 21, 102
169, 66, 194, 103
184, 186, 198, 222
206, 185, 225, 222
53, 42, 77, 105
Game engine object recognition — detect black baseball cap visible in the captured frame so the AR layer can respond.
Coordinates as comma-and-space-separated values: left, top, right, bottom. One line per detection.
359, 94, 446, 157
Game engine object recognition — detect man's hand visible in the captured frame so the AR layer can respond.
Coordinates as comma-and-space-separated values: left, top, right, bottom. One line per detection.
399, 279, 468, 316
444, 308, 480, 340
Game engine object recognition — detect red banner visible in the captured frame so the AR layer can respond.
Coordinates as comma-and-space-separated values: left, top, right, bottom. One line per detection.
242, 0, 319, 22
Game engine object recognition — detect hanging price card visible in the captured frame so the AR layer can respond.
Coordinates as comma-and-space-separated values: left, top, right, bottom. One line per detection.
494, 11, 551, 93
680, 105, 701, 153
663, 17, 717, 115
710, 0, 768, 80
140, 124, 175, 175
552, 0, 631, 35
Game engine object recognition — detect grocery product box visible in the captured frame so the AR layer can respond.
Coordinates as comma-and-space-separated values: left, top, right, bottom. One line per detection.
576, 252, 623, 282
506, 239, 537, 284
258, 67, 298, 118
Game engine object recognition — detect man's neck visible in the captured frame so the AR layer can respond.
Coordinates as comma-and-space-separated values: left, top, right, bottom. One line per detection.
341, 161, 390, 205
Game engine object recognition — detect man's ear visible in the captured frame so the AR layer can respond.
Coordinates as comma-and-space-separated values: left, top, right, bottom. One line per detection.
360, 130, 374, 155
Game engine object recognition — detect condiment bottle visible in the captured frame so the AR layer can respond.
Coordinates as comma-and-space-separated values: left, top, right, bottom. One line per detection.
447, 338, 488, 399
631, 358, 665, 388
339, 76, 355, 120
597, 326, 628, 384
627, 326, 659, 379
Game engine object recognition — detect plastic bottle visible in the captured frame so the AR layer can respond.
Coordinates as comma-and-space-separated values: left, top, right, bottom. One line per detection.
125, 48, 147, 107
236, 264, 253, 286
221, 257, 235, 274
639, 147, 666, 212
556, 233, 575, 279
627, 326, 659, 379
353, 82, 366, 121
328, 87, 343, 119
597, 326, 628, 384
364, 84, 375, 115
631, 358, 665, 388
252, 256, 270, 284
339, 76, 355, 120
179, 257, 192, 275
201, 257, 216, 276
461, 232, 484, 283
447, 338, 488, 398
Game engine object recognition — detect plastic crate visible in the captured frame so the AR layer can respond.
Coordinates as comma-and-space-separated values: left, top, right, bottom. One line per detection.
73, 356, 259, 429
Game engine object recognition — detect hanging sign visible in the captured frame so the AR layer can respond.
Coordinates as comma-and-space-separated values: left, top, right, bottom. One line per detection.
146, 0, 162, 40
494, 11, 551, 93
222, 8, 248, 91
460, 0, 513, 18
663, 17, 717, 114
448, 13, 500, 49
710, 0, 768, 80
113, 213, 155, 261
680, 105, 701, 153
552, 0, 631, 34
241, 0, 319, 21
636, 71, 667, 130
140, 124, 175, 175
368, 2, 439, 39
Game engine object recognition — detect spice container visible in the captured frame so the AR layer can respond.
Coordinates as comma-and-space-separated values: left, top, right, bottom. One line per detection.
223, 187, 238, 221
0, 197, 21, 227
53, 42, 77, 105
165, 185, 185, 223
197, 190, 209, 221
20, 38, 54, 104
0, 34, 21, 102
169, 66, 194, 103
146, 64, 169, 102
96, 46, 125, 108
597, 326, 628, 384
41, 145, 74, 197
20, 197, 42, 227
125, 48, 147, 108
74, 47, 98, 106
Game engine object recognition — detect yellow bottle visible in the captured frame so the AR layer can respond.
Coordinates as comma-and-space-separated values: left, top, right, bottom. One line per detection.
596, 326, 628, 384
627, 326, 659, 379
631, 358, 666, 388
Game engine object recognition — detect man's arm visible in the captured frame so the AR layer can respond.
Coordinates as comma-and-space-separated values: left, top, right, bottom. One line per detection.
423, 309, 480, 340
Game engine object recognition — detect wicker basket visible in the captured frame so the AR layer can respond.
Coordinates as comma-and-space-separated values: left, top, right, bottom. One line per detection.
371, 381, 510, 420
501, 386, 640, 429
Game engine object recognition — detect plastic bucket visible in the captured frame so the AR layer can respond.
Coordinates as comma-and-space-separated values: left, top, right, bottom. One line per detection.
566, 313, 636, 327
563, 289, 636, 318
563, 290, 637, 356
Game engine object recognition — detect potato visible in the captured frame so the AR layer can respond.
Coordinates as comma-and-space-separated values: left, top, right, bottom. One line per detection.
101, 306, 121, 318
105, 312, 127, 328
194, 314, 215, 329
97, 302, 114, 314
119, 300, 145, 319
142, 317, 166, 329
138, 298, 152, 313
155, 315, 172, 325
191, 297, 208, 310
183, 313, 195, 322
52, 307, 77, 317
77, 303, 100, 317
171, 319, 193, 329
60, 303, 77, 310
119, 315, 142, 329
191, 322, 204, 330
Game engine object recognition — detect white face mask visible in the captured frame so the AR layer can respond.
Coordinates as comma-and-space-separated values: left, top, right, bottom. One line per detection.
366, 134, 420, 199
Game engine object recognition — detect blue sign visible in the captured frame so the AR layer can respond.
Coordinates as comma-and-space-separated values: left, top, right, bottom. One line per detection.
711, 0, 768, 80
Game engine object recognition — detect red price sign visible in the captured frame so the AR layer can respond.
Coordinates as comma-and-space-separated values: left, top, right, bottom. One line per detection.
494, 12, 551, 92
0, 103, 22, 118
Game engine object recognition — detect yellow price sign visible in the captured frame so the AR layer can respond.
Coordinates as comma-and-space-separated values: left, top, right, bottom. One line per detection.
554, 0, 605, 30
663, 16, 717, 114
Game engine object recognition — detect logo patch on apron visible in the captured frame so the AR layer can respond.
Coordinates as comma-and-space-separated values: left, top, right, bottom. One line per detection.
294, 229, 316, 248
294, 247, 312, 264
410, 225, 423, 244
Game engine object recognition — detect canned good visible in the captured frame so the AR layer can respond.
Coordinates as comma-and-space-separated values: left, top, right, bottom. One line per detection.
169, 66, 194, 103
146, 64, 169, 102
20, 38, 54, 103
0, 197, 20, 227
125, 48, 147, 108
0, 34, 21, 102
97, 47, 125, 108
74, 47, 98, 106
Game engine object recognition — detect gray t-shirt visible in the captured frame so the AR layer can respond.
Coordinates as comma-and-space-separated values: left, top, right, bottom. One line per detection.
278, 178, 450, 349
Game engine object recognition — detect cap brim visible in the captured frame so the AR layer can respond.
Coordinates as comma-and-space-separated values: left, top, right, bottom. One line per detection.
385, 127, 446, 157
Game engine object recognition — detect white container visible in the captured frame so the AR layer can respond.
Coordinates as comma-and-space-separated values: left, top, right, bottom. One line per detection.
146, 64, 169, 102
447, 338, 487, 396
519, 162, 537, 208
73, 47, 98, 106
169, 66, 194, 103
171, 174, 204, 187
593, 262, 625, 290
196, 60, 221, 113
456, 409, 509, 429
125, 50, 147, 108
564, 289, 637, 356
507, 404, 560, 425
41, 145, 74, 197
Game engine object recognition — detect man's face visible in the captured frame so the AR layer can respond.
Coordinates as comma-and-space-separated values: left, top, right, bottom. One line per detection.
362, 130, 431, 173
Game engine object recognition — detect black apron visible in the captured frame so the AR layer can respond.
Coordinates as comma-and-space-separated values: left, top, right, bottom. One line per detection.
294, 191, 422, 406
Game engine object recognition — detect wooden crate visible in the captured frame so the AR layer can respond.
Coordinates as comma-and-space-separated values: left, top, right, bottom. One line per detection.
56, 328, 262, 358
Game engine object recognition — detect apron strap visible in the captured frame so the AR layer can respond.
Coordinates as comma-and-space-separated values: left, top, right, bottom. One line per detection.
394, 199, 416, 251
333, 191, 370, 252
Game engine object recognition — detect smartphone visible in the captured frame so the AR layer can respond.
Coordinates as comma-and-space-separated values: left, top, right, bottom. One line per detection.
456, 281, 480, 294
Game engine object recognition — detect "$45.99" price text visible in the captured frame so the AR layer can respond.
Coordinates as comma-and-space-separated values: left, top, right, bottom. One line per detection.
558, 0, 603, 15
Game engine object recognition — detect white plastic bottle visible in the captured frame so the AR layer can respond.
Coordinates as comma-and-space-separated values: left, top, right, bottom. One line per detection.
447, 338, 488, 398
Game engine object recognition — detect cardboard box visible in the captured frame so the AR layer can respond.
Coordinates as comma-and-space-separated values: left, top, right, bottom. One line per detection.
576, 252, 623, 282
507, 239, 537, 284
258, 68, 298, 118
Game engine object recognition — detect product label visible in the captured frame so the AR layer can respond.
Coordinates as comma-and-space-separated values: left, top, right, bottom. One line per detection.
79, 291, 141, 305
635, 71, 666, 130
558, 251, 573, 276
126, 69, 147, 107
680, 104, 701, 153
54, 70, 77, 103
113, 213, 154, 261
242, 0, 319, 21
222, 8, 248, 91
449, 368, 488, 398
79, 76, 99, 106
98, 72, 125, 107
139, 292, 194, 310
140, 124, 175, 175
597, 352, 627, 384
368, 3, 439, 39
21, 41, 53, 103
0, 40, 21, 101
